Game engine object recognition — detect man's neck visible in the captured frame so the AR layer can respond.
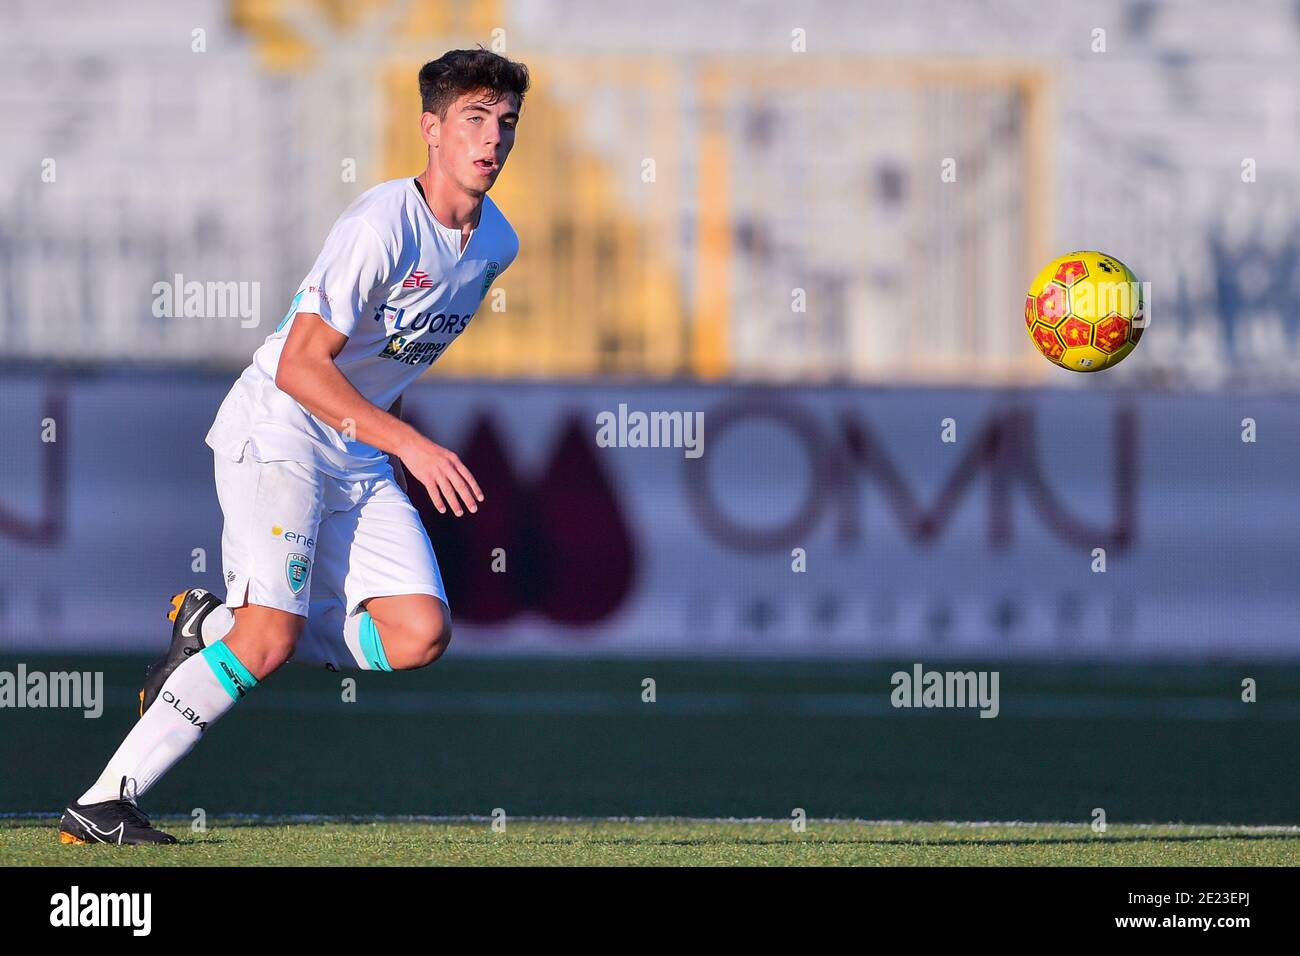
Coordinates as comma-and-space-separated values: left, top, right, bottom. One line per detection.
416, 168, 483, 234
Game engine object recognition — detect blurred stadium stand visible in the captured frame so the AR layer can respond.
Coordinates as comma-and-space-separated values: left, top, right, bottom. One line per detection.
2, 0, 1300, 385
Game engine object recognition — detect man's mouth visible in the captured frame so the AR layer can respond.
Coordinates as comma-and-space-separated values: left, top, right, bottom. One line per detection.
475, 159, 498, 173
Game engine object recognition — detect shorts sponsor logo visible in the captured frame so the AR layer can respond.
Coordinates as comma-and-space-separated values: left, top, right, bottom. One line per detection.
271, 525, 314, 549
286, 552, 310, 594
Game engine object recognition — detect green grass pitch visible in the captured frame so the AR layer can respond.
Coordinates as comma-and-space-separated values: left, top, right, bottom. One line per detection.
3, 819, 1297, 866
2, 655, 1297, 865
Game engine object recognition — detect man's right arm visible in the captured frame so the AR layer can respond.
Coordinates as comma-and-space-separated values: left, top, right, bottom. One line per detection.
274, 311, 482, 516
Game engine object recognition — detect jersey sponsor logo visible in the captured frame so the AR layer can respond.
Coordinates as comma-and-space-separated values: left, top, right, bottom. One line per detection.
286, 552, 311, 594
407, 310, 471, 334
402, 270, 434, 289
373, 303, 473, 336
380, 335, 408, 357
373, 304, 473, 366
479, 261, 500, 298
379, 336, 449, 366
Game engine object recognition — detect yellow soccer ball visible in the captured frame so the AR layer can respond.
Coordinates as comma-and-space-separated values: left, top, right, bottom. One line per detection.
1024, 251, 1144, 372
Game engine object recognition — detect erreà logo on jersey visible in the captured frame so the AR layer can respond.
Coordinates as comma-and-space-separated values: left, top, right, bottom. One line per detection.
403, 270, 434, 289
479, 261, 500, 298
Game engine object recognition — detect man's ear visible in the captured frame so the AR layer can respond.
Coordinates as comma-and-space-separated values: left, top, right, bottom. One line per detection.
420, 110, 439, 149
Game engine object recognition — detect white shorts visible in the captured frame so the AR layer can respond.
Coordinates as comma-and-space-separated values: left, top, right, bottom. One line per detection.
213, 446, 447, 618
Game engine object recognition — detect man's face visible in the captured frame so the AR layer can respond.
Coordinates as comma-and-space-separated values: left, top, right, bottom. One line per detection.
426, 90, 519, 195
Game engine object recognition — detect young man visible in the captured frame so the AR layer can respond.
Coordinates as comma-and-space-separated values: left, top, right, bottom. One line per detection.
59, 48, 529, 845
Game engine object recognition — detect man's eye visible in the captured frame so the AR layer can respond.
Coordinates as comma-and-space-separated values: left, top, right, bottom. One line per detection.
468, 115, 482, 123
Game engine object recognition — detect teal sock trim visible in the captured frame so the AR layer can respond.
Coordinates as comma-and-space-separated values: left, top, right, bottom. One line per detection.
201, 642, 258, 701
359, 612, 392, 672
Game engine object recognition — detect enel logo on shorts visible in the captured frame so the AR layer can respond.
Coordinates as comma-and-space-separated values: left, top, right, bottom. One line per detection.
271, 525, 314, 550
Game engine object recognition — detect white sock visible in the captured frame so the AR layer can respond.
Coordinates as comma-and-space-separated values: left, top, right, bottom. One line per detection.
292, 600, 390, 671
78, 643, 257, 805
201, 604, 234, 644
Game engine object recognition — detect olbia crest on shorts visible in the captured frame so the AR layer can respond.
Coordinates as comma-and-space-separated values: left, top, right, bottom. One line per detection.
286, 553, 311, 594
214, 452, 447, 618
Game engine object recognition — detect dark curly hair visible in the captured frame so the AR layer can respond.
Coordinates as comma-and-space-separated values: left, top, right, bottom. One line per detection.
418, 47, 530, 120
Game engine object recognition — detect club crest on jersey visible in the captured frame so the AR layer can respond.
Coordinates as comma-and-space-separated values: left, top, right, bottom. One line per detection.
402, 270, 434, 289
286, 553, 310, 594
479, 261, 500, 298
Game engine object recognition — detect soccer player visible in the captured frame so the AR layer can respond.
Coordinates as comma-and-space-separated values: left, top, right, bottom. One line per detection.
58, 48, 529, 845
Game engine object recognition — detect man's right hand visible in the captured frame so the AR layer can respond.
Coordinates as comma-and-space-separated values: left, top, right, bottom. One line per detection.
396, 435, 484, 517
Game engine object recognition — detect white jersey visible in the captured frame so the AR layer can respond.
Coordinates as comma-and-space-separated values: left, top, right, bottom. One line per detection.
206, 177, 518, 478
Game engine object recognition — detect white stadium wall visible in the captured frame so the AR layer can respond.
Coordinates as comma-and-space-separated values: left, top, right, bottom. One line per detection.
0, 372, 1296, 661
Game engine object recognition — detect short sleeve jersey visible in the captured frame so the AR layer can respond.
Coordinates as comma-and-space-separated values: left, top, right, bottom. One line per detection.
205, 177, 518, 478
